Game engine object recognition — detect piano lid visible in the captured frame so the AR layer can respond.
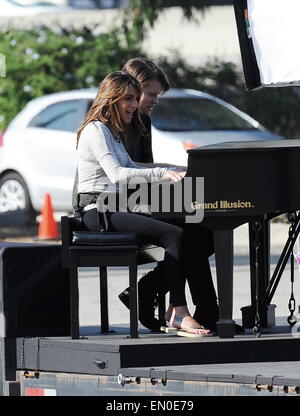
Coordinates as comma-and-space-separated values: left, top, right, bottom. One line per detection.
187, 139, 300, 154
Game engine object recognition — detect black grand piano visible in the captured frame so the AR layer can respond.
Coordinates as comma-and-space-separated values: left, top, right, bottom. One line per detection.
186, 139, 300, 337
162, 139, 300, 338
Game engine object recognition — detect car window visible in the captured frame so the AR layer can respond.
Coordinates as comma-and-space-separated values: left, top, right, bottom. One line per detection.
29, 100, 82, 132
151, 97, 256, 132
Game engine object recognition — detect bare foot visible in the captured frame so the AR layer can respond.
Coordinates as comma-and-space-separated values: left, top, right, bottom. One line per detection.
170, 314, 211, 336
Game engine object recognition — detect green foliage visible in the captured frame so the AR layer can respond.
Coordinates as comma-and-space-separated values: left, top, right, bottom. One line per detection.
0, 25, 142, 129
1, 1, 300, 139
122, 0, 207, 43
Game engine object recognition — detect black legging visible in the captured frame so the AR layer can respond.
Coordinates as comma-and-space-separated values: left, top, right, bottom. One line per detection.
82, 208, 202, 306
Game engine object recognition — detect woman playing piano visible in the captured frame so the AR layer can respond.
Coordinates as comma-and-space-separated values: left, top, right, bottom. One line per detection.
75, 71, 211, 336
120, 58, 218, 333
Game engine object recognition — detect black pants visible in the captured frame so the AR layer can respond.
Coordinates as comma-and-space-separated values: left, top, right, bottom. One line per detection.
82, 208, 216, 308
181, 224, 216, 307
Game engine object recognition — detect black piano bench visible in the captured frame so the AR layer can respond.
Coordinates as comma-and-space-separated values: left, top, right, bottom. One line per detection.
61, 215, 165, 339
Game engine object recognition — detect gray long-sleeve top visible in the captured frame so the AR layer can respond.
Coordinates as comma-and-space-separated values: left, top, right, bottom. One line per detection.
77, 121, 168, 194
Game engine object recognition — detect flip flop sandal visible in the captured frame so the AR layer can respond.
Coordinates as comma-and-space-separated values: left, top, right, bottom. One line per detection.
160, 326, 210, 338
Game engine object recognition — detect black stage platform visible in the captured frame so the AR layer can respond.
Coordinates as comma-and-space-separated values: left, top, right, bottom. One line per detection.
2, 241, 300, 395
16, 321, 300, 376
14, 322, 300, 396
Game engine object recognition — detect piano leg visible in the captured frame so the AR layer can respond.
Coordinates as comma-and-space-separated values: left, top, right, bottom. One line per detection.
214, 229, 236, 338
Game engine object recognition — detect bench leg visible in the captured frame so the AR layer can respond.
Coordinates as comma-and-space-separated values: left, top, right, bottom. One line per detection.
99, 266, 109, 333
70, 265, 80, 339
129, 257, 138, 338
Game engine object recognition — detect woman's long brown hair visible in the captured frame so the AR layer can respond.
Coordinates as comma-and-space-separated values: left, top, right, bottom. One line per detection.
77, 71, 144, 146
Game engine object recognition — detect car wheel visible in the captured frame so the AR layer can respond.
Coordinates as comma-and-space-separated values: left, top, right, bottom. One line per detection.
0, 172, 36, 225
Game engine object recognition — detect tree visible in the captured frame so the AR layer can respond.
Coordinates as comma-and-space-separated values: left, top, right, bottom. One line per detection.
0, 25, 142, 129
1, 2, 300, 138
122, 0, 208, 44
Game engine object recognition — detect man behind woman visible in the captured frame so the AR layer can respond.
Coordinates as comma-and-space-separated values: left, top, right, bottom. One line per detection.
76, 70, 212, 335
119, 58, 219, 333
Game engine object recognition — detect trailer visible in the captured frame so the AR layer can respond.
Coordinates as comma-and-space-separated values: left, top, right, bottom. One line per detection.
12, 329, 300, 397
1, 241, 300, 398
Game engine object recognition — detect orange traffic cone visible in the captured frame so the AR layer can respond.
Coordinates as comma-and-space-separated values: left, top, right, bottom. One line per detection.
38, 193, 59, 240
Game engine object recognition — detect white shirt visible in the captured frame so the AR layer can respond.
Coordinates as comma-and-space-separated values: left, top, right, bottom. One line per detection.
77, 121, 167, 194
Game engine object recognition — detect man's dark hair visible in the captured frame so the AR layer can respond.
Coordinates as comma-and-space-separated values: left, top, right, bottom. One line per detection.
122, 57, 170, 93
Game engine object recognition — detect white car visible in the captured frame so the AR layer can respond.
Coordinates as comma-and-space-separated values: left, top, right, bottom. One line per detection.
0, 0, 72, 17
0, 88, 283, 221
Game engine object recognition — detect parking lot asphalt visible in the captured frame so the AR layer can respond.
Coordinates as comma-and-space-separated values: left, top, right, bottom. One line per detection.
1, 219, 299, 331
77, 260, 298, 332
75, 221, 300, 330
